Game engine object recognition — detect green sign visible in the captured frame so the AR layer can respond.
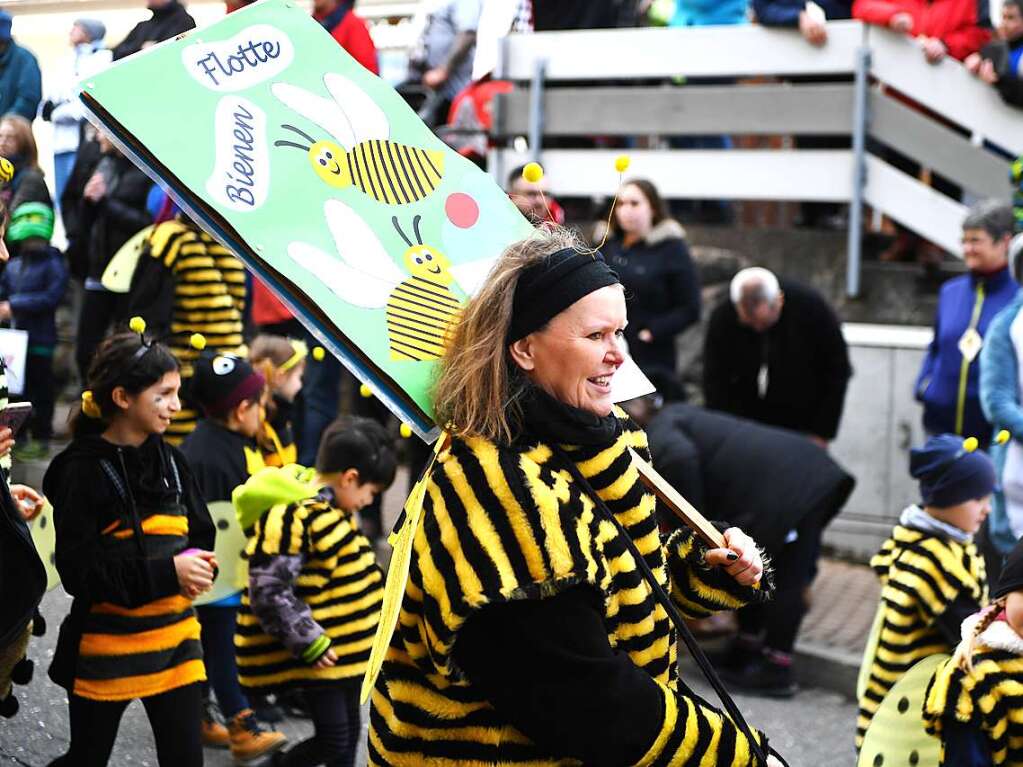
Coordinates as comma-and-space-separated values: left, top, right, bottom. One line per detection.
80, 0, 533, 438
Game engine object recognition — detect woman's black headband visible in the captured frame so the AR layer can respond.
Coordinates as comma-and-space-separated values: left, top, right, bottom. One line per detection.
507, 248, 620, 344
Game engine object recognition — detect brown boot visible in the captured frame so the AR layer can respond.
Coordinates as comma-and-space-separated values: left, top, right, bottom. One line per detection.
201, 696, 230, 749
228, 708, 287, 764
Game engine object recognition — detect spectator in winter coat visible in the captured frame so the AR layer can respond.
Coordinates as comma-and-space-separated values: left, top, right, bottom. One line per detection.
0, 204, 68, 458
752, 0, 852, 44
40, 20, 112, 207
407, 0, 482, 128
71, 131, 153, 381
965, 0, 1023, 108
704, 267, 852, 447
853, 0, 991, 62
625, 393, 854, 698
0, 11, 41, 123
313, 0, 379, 75
916, 201, 1017, 448
112, 0, 196, 60
0, 117, 51, 218
602, 179, 701, 378
977, 236, 1023, 573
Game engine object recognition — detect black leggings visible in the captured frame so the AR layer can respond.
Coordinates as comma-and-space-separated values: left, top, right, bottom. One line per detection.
49, 682, 203, 767
737, 515, 824, 654
276, 686, 361, 767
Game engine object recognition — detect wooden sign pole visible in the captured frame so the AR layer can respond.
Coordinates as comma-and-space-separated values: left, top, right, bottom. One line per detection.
629, 449, 726, 549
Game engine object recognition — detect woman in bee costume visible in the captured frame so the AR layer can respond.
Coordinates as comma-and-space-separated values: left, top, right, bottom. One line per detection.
366, 227, 780, 766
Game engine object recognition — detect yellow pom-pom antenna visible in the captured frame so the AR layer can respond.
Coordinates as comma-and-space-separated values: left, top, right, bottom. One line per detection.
359, 384, 373, 398
614, 154, 631, 173
997, 429, 1012, 445
0, 157, 14, 185
190, 333, 206, 351
522, 162, 544, 184
399, 423, 413, 439
963, 437, 979, 453
128, 316, 146, 335
312, 346, 326, 362
81, 390, 102, 419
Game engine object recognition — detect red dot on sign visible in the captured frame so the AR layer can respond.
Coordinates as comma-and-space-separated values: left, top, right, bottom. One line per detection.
446, 193, 479, 228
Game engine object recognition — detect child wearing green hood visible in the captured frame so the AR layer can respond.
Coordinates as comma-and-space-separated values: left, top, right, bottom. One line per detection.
233, 415, 395, 767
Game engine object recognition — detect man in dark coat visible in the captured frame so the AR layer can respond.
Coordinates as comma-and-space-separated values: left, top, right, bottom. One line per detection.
112, 0, 196, 60
631, 395, 855, 697
703, 267, 852, 447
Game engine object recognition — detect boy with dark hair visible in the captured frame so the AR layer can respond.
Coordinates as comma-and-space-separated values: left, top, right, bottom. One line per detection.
0, 202, 68, 459
233, 415, 395, 767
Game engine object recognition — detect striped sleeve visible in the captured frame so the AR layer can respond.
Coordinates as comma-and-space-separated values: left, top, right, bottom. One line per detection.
252, 503, 309, 559
666, 527, 772, 619
639, 683, 769, 767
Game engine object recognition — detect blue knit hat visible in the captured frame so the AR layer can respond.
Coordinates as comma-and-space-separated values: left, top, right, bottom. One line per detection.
0, 11, 12, 42
910, 434, 997, 509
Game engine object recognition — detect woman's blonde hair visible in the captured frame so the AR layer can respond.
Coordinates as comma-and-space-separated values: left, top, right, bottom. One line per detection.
953, 597, 1007, 674
433, 225, 586, 444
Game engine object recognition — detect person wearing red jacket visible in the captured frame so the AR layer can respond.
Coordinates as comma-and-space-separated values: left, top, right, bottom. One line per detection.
853, 0, 991, 62
312, 0, 379, 75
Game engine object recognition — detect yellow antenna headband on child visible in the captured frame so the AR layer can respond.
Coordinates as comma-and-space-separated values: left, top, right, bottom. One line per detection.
279, 340, 308, 372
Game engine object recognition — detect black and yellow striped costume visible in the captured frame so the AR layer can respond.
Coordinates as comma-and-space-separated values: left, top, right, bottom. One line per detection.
369, 408, 768, 766
235, 490, 384, 692
386, 276, 461, 361
43, 436, 214, 702
137, 219, 247, 444
857, 524, 986, 749
924, 619, 1023, 765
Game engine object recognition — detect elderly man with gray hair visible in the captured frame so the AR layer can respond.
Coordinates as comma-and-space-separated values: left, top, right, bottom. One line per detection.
703, 267, 852, 448
916, 199, 1017, 449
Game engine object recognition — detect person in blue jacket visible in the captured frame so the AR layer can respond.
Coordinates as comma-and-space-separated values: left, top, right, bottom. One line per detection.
670, 0, 747, 27
0, 11, 41, 122
916, 201, 1017, 450
0, 203, 68, 460
752, 0, 852, 44
979, 235, 1023, 576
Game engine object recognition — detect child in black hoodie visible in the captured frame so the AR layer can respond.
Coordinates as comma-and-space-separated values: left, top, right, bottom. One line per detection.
180, 351, 286, 763
43, 325, 216, 766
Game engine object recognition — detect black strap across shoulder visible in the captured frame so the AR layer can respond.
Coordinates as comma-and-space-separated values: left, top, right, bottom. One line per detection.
550, 445, 785, 767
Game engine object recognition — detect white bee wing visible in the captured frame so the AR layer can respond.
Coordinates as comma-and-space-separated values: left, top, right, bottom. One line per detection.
323, 73, 391, 143
289, 241, 395, 309
271, 81, 356, 151
324, 199, 406, 285
450, 258, 498, 296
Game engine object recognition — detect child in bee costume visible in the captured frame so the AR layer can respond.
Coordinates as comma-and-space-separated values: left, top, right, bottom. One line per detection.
232, 416, 394, 767
126, 213, 247, 445
249, 335, 307, 468
179, 351, 288, 763
923, 537, 1023, 766
856, 434, 994, 752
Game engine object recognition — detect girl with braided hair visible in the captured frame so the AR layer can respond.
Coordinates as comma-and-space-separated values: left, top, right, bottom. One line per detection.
44, 326, 217, 766
924, 538, 1023, 766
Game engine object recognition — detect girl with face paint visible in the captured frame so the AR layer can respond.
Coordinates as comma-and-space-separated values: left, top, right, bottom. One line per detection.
42, 329, 218, 766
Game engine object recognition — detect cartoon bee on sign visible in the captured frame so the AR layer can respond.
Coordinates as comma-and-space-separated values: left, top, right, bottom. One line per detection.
272, 73, 445, 206
289, 199, 492, 362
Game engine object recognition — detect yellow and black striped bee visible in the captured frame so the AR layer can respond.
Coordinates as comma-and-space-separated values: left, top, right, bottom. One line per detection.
272, 73, 445, 206
287, 200, 475, 363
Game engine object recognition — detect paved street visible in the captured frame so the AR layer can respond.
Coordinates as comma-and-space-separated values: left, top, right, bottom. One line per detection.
0, 588, 859, 767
